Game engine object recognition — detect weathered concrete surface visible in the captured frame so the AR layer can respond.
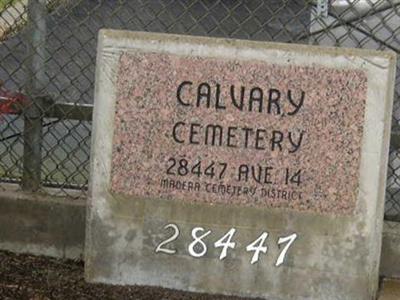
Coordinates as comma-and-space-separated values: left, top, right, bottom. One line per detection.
0, 185, 85, 259
0, 187, 399, 280
380, 221, 400, 278
85, 30, 397, 299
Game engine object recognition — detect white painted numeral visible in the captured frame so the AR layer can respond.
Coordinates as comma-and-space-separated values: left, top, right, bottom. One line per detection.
188, 227, 211, 258
275, 233, 298, 267
214, 228, 236, 260
246, 232, 268, 264
155, 223, 179, 254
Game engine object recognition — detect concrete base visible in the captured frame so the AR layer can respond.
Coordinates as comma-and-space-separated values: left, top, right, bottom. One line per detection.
0, 186, 399, 284
0, 186, 85, 260
380, 221, 400, 278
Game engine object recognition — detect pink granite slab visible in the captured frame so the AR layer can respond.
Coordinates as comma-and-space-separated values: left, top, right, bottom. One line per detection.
109, 51, 367, 215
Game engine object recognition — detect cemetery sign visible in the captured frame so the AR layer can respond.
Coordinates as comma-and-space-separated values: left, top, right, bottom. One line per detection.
85, 30, 396, 300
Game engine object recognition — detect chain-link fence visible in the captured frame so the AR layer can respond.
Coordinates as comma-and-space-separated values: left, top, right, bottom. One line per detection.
0, 0, 399, 222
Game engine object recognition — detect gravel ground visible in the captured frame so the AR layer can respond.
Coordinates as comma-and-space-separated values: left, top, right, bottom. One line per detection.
0, 250, 258, 300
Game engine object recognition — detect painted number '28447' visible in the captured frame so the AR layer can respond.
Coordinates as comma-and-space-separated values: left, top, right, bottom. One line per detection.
155, 223, 297, 266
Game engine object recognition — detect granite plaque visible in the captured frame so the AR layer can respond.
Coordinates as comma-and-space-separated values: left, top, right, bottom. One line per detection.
111, 51, 366, 215
85, 30, 396, 300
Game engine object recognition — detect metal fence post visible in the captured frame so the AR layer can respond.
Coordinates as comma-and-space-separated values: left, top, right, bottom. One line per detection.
22, 0, 47, 191
0, 0, 398, 219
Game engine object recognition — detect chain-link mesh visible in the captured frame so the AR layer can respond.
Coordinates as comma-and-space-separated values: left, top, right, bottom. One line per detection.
0, 0, 399, 222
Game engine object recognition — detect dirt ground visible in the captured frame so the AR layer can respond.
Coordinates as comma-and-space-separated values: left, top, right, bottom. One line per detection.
0, 250, 258, 300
